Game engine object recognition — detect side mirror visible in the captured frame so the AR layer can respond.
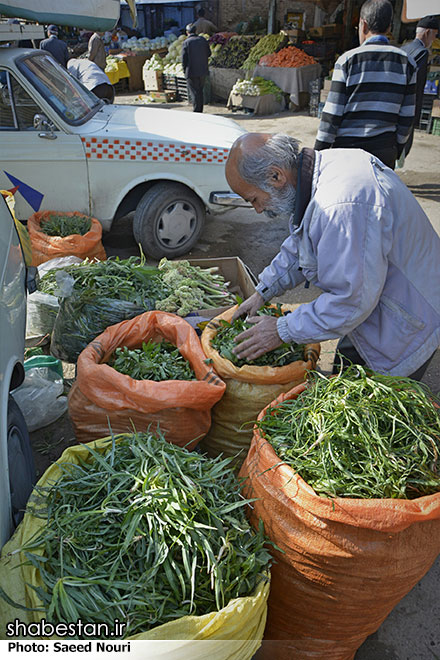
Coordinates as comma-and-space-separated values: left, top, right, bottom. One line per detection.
33, 114, 57, 139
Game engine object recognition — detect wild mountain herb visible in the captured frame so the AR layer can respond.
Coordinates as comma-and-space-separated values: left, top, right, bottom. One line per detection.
12, 432, 271, 637
40, 214, 92, 237
110, 341, 195, 381
257, 365, 440, 499
211, 304, 305, 367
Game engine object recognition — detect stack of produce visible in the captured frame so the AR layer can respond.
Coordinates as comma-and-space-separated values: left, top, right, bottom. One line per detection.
210, 35, 259, 69
209, 32, 237, 46
200, 304, 320, 466
241, 33, 286, 72
231, 77, 284, 103
143, 52, 165, 71
0, 432, 270, 649
123, 34, 175, 53
68, 311, 226, 444
259, 45, 317, 67
240, 366, 440, 659
41, 256, 236, 362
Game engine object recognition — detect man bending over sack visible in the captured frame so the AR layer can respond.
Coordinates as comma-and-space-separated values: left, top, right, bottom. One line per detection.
225, 133, 440, 379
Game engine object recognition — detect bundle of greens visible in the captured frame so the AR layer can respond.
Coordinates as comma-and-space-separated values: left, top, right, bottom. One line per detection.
241, 33, 287, 72
40, 214, 92, 237
211, 304, 305, 368
110, 341, 195, 381
155, 258, 236, 316
14, 433, 271, 637
39, 255, 168, 309
209, 35, 260, 69
257, 365, 440, 500
231, 76, 284, 103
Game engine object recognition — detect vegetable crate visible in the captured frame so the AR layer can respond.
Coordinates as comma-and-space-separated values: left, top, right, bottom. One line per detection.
432, 118, 440, 135
148, 90, 177, 103
143, 69, 163, 91
176, 76, 189, 101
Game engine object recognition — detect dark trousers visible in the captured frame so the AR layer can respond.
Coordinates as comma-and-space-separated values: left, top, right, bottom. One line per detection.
92, 83, 115, 104
187, 76, 205, 113
332, 335, 436, 381
334, 136, 397, 170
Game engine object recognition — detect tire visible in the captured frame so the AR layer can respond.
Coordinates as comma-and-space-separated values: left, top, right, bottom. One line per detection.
7, 395, 36, 530
133, 182, 205, 259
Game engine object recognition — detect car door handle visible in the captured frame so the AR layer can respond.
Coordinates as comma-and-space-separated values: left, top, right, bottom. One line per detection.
38, 132, 57, 140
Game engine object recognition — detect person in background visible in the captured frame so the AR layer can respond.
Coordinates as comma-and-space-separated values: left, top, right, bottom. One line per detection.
401, 16, 439, 157
314, 0, 417, 169
225, 132, 440, 380
181, 23, 210, 113
39, 25, 69, 67
192, 8, 217, 36
88, 31, 106, 71
67, 58, 115, 103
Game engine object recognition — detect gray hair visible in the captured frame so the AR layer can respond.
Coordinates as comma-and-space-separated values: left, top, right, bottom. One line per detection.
238, 134, 300, 187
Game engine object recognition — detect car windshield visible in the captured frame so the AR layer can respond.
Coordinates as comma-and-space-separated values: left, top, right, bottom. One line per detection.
17, 53, 102, 125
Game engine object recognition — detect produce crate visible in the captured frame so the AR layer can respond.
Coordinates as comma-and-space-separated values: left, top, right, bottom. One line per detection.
432, 118, 440, 135
142, 69, 163, 91
148, 90, 176, 102
308, 23, 343, 38
162, 73, 178, 92
176, 75, 189, 101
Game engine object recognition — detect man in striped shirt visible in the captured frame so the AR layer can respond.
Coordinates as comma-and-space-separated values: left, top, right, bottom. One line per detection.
314, 0, 417, 169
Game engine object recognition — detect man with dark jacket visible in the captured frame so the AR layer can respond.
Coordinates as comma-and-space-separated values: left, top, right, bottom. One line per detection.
39, 25, 69, 68
401, 16, 439, 156
314, 0, 417, 169
181, 23, 210, 113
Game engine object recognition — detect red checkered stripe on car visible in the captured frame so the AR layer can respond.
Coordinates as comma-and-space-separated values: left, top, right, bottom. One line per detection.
80, 137, 229, 163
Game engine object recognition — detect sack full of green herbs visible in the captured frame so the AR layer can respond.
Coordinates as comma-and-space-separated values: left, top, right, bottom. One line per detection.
28, 210, 106, 267
68, 310, 226, 447
199, 305, 320, 467
239, 366, 440, 660
0, 432, 270, 655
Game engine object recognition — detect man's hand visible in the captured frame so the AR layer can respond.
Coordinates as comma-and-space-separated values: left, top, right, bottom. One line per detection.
231, 292, 265, 322
233, 315, 283, 361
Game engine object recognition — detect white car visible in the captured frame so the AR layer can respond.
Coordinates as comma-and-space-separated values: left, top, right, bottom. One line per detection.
0, 48, 247, 258
0, 194, 36, 548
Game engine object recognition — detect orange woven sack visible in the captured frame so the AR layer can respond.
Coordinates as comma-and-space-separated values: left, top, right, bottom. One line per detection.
28, 210, 106, 266
199, 306, 320, 466
68, 311, 226, 449
240, 383, 440, 660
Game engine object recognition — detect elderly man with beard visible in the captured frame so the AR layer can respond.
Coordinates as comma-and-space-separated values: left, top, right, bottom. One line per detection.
226, 133, 440, 379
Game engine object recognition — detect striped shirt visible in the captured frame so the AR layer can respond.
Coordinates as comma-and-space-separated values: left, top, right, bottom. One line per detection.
315, 38, 417, 150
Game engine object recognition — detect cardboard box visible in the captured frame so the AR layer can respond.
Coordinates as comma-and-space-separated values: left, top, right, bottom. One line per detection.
431, 99, 440, 118
143, 69, 163, 91
148, 90, 176, 102
309, 24, 343, 38
323, 78, 332, 91
183, 257, 258, 324
284, 28, 305, 41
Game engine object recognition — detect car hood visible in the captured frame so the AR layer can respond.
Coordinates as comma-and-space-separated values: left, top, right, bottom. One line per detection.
90, 104, 246, 148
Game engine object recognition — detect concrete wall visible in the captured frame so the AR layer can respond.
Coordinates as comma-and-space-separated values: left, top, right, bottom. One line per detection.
217, 1, 320, 32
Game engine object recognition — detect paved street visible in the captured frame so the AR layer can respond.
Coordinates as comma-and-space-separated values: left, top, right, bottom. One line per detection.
103, 95, 440, 660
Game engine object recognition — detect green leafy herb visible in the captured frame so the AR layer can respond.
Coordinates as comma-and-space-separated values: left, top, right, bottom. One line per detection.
110, 341, 196, 381
40, 214, 92, 237
257, 365, 440, 499
211, 304, 305, 367
12, 432, 271, 637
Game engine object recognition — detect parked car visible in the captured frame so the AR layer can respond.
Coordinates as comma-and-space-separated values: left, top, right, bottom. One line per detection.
0, 193, 36, 548
0, 48, 248, 259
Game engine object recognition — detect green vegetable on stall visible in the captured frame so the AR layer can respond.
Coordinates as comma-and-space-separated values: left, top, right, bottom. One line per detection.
40, 214, 92, 237
110, 340, 196, 381
7, 432, 271, 637
257, 365, 440, 500
241, 33, 287, 72
211, 303, 305, 367
209, 35, 259, 69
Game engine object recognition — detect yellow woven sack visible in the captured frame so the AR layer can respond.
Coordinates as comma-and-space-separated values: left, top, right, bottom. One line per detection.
0, 436, 269, 659
200, 306, 320, 466
1, 190, 33, 266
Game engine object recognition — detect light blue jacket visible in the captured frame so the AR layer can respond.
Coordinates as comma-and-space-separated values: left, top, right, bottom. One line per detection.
256, 149, 440, 376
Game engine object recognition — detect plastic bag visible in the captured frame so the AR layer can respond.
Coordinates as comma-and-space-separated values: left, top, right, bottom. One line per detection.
26, 256, 83, 338
0, 435, 269, 658
12, 367, 67, 432
50, 295, 148, 363
239, 382, 440, 660
68, 311, 226, 447
199, 306, 320, 467
28, 210, 106, 267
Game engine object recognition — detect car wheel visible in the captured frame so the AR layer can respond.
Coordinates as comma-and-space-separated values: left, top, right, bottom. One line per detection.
133, 182, 205, 259
7, 395, 36, 530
